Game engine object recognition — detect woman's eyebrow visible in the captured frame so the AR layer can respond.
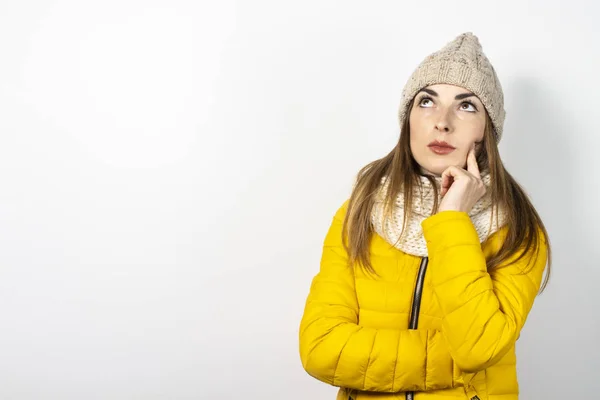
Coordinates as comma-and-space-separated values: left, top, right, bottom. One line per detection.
418, 88, 476, 100
455, 92, 476, 100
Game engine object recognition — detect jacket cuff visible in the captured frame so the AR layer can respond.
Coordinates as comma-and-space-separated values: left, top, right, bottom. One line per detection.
421, 211, 480, 253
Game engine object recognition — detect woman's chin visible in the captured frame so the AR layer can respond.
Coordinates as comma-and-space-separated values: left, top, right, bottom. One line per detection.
419, 164, 446, 177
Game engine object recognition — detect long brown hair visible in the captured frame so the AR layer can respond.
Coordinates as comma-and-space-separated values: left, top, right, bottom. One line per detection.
341, 97, 552, 292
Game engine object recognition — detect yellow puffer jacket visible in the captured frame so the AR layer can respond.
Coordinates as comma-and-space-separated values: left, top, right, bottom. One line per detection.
299, 200, 548, 400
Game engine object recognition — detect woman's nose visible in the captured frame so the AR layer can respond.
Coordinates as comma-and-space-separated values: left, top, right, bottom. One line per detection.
435, 121, 450, 132
435, 110, 453, 132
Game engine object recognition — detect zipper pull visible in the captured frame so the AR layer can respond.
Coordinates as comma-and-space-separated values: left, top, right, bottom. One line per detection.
465, 384, 479, 400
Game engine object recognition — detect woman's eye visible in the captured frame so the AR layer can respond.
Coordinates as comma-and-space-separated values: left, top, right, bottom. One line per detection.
419, 97, 433, 107
461, 102, 477, 112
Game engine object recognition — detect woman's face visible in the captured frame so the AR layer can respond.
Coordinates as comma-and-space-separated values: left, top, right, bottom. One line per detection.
409, 83, 486, 176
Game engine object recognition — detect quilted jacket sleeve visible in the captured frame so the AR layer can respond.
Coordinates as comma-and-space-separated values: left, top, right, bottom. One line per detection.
421, 210, 548, 374
299, 201, 455, 392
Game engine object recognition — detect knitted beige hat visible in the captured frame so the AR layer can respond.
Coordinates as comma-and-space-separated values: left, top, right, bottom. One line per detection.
398, 32, 506, 142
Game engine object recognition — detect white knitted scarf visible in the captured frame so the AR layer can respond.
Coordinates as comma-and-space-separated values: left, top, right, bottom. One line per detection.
370, 171, 507, 257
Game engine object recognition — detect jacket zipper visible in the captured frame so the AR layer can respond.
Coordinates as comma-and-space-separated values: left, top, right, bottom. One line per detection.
405, 256, 429, 400
403, 258, 479, 400
350, 256, 477, 400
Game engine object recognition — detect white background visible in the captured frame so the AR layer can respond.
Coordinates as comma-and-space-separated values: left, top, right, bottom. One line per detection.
1, 0, 598, 398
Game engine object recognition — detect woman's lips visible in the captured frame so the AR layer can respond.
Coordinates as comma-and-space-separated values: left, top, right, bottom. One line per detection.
428, 145, 456, 155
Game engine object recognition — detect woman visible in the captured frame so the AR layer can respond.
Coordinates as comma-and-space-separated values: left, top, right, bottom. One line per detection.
298, 32, 552, 400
